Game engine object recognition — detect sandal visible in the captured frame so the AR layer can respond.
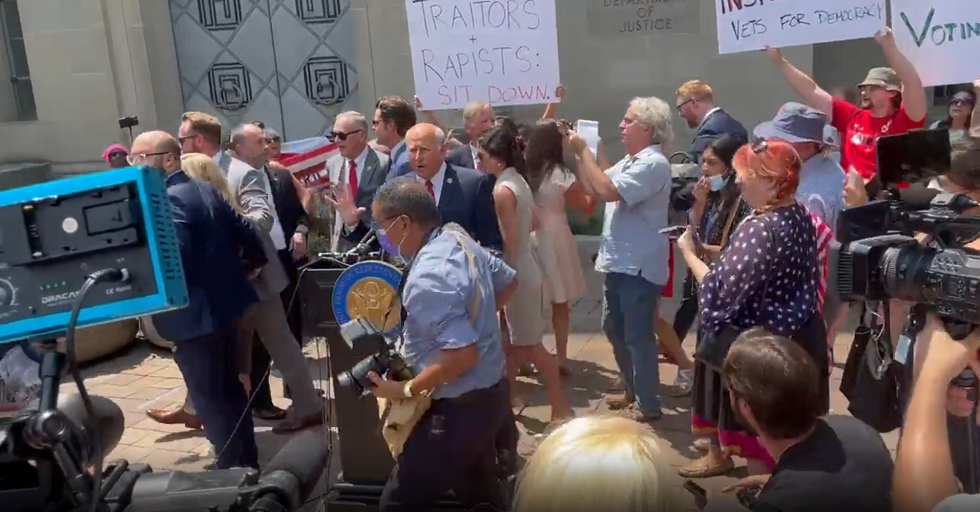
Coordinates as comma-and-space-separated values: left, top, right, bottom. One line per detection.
677, 456, 735, 479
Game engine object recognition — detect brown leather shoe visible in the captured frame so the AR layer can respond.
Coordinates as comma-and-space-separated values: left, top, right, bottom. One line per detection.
271, 412, 325, 434
146, 408, 202, 430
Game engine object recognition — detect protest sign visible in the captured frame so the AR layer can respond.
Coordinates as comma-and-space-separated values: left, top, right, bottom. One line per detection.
715, 0, 885, 55
892, 0, 980, 87
406, 0, 560, 110
586, 0, 701, 37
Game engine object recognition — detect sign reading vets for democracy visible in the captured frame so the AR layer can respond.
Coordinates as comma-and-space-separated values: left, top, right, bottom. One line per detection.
406, 0, 561, 110
715, 0, 885, 55
892, 0, 980, 87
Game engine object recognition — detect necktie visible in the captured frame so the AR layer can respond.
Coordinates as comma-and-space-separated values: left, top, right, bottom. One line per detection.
426, 180, 435, 201
348, 160, 358, 198
475, 155, 486, 173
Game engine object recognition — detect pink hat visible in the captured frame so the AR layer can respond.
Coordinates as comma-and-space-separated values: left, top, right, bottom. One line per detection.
102, 143, 129, 163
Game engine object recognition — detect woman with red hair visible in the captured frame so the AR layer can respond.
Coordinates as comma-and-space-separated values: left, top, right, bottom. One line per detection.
675, 139, 828, 478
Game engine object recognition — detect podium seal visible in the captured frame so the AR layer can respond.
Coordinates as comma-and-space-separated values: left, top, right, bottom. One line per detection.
332, 261, 403, 336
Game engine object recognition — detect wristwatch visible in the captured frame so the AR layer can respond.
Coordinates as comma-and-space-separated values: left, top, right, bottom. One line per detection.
402, 381, 414, 398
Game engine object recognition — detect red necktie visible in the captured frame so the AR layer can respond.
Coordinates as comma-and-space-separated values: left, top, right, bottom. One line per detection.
426, 180, 435, 200
347, 160, 358, 197
475, 155, 486, 173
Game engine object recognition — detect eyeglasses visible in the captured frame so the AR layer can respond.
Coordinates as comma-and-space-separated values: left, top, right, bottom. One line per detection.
108, 151, 127, 159
329, 129, 364, 141
951, 98, 975, 107
266, 136, 281, 144
676, 98, 693, 112
126, 152, 171, 165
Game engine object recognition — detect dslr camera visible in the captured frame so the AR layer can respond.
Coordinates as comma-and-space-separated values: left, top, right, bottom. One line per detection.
830, 128, 980, 338
335, 318, 415, 395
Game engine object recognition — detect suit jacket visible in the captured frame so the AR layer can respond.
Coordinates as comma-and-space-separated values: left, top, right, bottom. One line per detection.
153, 171, 265, 343
225, 157, 290, 299
266, 164, 308, 254
429, 164, 502, 251
690, 108, 749, 160
446, 144, 476, 169
326, 148, 390, 251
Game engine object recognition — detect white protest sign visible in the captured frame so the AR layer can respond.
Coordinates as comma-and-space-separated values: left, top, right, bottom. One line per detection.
892, 0, 980, 87
715, 0, 885, 55
405, 0, 561, 110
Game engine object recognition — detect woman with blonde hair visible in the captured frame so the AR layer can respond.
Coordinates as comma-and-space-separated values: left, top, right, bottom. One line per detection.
181, 153, 239, 211
513, 416, 678, 512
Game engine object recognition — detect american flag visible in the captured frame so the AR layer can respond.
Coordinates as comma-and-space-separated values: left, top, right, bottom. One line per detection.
279, 136, 339, 189
810, 211, 833, 314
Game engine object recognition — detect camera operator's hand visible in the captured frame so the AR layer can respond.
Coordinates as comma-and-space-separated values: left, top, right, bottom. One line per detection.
366, 371, 407, 399
946, 385, 980, 425
722, 474, 770, 494
917, 314, 980, 383
844, 169, 868, 207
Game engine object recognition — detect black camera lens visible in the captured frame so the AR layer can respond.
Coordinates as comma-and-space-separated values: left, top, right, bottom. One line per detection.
336, 353, 386, 394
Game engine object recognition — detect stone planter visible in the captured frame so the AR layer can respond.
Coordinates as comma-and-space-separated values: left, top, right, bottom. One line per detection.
56, 319, 139, 365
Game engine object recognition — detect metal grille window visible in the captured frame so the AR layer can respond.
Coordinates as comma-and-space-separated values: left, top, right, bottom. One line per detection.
0, 0, 35, 122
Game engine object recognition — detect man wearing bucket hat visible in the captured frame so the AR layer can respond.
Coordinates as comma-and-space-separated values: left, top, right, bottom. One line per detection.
764, 28, 926, 190
754, 102, 845, 232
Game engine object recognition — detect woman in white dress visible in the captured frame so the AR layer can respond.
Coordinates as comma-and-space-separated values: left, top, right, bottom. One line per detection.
479, 124, 573, 422
522, 120, 595, 375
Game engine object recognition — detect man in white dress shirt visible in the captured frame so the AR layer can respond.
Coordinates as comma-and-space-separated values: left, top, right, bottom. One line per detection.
324, 111, 390, 252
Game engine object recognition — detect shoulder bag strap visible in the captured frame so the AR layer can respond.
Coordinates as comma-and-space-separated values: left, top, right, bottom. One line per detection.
445, 229, 483, 320
718, 197, 744, 249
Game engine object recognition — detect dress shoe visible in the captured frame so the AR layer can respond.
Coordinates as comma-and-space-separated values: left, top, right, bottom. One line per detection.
252, 405, 287, 421
145, 408, 202, 430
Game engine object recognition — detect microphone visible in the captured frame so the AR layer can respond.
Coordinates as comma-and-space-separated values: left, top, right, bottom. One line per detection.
58, 394, 126, 463
255, 429, 329, 509
344, 227, 377, 258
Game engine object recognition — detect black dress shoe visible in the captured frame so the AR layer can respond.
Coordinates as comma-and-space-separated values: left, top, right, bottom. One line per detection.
253, 405, 287, 420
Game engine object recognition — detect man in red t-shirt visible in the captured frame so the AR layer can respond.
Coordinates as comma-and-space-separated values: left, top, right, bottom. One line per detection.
765, 28, 927, 187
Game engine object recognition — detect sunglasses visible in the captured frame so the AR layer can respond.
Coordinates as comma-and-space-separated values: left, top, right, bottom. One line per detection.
329, 129, 364, 141
950, 98, 975, 107
752, 139, 769, 154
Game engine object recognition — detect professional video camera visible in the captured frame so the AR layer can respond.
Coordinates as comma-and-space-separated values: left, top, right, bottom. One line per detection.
335, 319, 415, 396
828, 129, 980, 338
0, 168, 329, 511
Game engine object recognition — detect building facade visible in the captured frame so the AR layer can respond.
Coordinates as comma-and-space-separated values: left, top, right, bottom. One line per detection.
0, 0, 953, 174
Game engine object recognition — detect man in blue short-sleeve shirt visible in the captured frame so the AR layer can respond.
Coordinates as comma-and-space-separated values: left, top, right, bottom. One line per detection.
566, 97, 674, 423
364, 180, 518, 512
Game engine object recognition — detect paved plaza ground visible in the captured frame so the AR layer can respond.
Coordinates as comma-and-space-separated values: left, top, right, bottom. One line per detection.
56, 264, 894, 511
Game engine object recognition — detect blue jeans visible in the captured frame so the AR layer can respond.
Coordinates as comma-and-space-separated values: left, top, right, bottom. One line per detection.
602, 272, 663, 416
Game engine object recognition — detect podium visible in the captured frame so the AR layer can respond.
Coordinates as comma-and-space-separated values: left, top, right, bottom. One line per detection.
299, 255, 472, 511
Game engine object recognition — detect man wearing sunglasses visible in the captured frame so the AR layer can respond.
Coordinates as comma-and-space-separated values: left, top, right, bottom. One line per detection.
324, 111, 391, 252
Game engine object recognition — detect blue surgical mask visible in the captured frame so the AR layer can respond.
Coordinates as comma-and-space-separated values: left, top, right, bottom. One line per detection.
377, 216, 406, 256
709, 173, 727, 192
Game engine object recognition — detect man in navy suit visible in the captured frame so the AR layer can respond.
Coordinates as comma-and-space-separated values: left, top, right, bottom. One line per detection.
131, 131, 266, 470
675, 80, 748, 161
402, 123, 501, 250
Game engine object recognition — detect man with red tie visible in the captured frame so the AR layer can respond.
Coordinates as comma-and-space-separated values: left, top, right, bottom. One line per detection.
404, 123, 501, 250
324, 111, 391, 252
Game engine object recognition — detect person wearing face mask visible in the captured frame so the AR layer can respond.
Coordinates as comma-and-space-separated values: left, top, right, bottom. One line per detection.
364, 180, 519, 512
671, 134, 751, 395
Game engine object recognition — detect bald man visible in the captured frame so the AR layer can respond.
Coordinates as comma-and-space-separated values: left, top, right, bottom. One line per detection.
132, 131, 265, 469
400, 123, 501, 250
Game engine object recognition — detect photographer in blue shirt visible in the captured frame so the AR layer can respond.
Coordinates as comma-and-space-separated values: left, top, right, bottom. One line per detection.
364, 180, 519, 512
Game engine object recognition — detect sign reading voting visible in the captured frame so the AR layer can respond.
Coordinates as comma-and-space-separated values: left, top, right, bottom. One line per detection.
406, 0, 561, 110
892, 0, 980, 87
715, 0, 885, 55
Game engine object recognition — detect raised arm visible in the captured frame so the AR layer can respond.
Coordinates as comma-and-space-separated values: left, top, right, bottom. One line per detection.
876, 28, 927, 122
766, 47, 834, 121
541, 85, 566, 120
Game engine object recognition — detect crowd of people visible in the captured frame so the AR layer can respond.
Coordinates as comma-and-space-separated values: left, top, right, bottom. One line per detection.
95, 27, 980, 512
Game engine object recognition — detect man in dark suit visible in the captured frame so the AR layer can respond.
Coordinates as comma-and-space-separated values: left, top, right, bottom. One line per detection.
445, 101, 496, 171
403, 123, 501, 249
675, 80, 748, 161
324, 111, 391, 252
131, 131, 265, 470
